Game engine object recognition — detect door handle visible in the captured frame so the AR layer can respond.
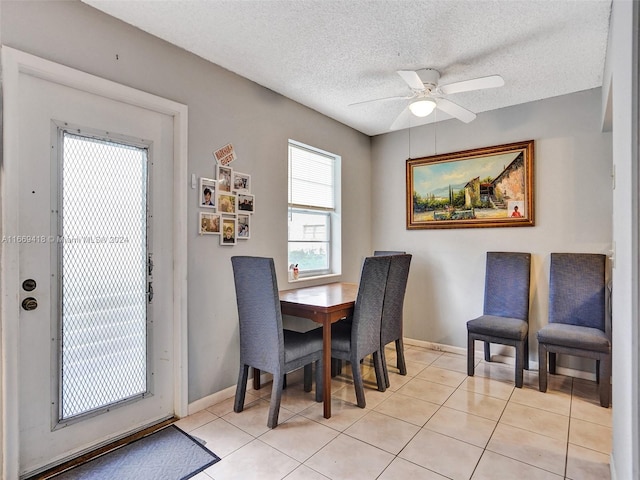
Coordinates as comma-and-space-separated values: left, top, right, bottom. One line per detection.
22, 297, 38, 311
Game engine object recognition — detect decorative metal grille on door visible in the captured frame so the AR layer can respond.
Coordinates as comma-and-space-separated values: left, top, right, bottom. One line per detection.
59, 131, 149, 421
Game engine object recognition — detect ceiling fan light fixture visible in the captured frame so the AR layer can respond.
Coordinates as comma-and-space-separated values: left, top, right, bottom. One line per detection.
409, 99, 436, 117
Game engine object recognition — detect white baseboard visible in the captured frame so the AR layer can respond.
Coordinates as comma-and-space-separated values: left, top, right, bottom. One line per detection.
187, 384, 236, 416
404, 337, 598, 381
609, 452, 616, 480
553, 365, 597, 382
187, 371, 272, 416
404, 338, 467, 356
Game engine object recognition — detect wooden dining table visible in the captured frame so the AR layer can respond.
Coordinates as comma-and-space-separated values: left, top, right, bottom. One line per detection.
253, 282, 358, 419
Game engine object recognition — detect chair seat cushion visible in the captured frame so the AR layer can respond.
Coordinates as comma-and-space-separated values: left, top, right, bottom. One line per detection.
537, 323, 610, 353
283, 328, 323, 363
467, 315, 528, 340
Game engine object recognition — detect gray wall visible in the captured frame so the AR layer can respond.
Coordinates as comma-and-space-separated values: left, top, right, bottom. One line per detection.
372, 88, 613, 367
0, 0, 373, 403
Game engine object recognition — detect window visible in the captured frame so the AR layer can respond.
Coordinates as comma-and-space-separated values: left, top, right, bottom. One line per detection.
59, 130, 149, 420
288, 140, 340, 278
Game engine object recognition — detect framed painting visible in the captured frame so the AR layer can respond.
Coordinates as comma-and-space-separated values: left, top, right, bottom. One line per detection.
406, 140, 534, 229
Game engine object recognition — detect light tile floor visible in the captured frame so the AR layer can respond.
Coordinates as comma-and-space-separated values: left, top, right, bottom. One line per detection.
178, 345, 612, 480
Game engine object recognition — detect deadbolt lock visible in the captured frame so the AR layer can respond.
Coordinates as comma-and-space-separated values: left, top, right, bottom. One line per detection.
22, 297, 38, 311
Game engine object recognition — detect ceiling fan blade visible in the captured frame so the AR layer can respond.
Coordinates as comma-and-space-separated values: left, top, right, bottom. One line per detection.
436, 98, 477, 123
390, 106, 439, 131
397, 70, 425, 90
348, 94, 412, 107
439, 75, 504, 95
389, 106, 413, 131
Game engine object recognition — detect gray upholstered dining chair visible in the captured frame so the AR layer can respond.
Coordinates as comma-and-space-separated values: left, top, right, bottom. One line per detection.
231, 256, 323, 428
331, 255, 391, 408
374, 252, 412, 388
467, 251, 532, 388
537, 253, 611, 407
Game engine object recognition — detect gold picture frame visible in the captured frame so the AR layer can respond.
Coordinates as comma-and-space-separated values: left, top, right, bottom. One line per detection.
406, 140, 534, 229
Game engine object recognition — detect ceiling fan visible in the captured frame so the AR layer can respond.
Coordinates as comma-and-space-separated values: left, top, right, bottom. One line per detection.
350, 68, 504, 130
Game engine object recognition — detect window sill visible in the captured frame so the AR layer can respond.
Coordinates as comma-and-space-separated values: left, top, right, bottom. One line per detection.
287, 273, 341, 284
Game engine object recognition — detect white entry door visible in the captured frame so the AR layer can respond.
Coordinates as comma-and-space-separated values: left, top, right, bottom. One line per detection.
2, 48, 187, 478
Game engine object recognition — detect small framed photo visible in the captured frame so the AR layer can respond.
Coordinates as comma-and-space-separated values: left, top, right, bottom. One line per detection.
238, 193, 255, 214
220, 216, 237, 245
216, 164, 233, 192
200, 177, 216, 209
232, 171, 251, 192
199, 212, 220, 235
237, 213, 250, 239
217, 192, 237, 214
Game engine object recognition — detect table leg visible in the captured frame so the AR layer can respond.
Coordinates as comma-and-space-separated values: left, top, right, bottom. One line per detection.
322, 320, 332, 418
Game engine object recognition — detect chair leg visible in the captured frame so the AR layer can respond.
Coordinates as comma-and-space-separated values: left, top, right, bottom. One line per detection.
599, 356, 611, 408
484, 342, 491, 362
467, 334, 475, 377
549, 352, 557, 374
396, 338, 407, 376
596, 360, 600, 384
380, 345, 390, 389
524, 336, 530, 370
351, 357, 367, 408
234, 364, 249, 413
253, 367, 261, 390
267, 371, 284, 428
304, 364, 312, 392
515, 340, 524, 388
538, 344, 548, 393
331, 358, 343, 377
373, 350, 387, 392
314, 359, 323, 402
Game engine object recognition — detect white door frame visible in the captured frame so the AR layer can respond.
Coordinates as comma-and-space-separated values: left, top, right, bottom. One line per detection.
1, 46, 189, 479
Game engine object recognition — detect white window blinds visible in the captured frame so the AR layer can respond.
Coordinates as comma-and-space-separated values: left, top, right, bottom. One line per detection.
288, 143, 335, 210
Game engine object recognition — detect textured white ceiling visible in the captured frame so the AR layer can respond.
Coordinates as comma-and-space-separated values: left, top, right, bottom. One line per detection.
83, 0, 612, 136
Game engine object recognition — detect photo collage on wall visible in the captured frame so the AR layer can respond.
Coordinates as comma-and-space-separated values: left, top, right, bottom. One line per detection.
198, 143, 254, 245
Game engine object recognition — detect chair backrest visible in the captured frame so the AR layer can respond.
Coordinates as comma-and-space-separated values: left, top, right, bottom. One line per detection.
380, 254, 412, 345
231, 256, 284, 372
549, 253, 606, 331
351, 255, 392, 356
374, 250, 406, 256
483, 251, 531, 321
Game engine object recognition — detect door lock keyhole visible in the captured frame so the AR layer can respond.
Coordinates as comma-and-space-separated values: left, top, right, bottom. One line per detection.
22, 297, 38, 311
